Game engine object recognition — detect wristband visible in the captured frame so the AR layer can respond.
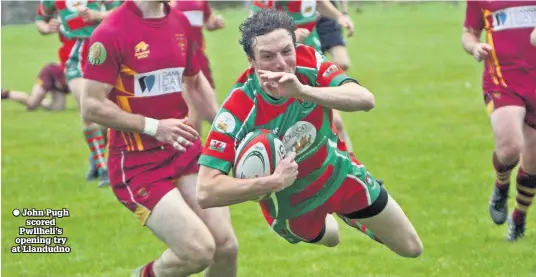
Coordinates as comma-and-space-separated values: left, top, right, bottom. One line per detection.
143, 117, 159, 136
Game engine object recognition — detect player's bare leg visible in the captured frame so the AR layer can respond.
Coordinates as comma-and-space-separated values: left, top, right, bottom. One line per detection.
132, 189, 216, 277
489, 106, 525, 225
328, 45, 351, 71
2, 85, 48, 111
355, 193, 423, 258
41, 90, 66, 111
507, 123, 536, 241
70, 78, 109, 186
313, 214, 341, 247
177, 174, 238, 277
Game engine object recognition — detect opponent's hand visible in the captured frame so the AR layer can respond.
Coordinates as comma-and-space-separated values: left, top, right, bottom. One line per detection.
154, 118, 199, 151
206, 15, 225, 31
295, 28, 311, 43
270, 152, 298, 192
47, 18, 60, 34
258, 70, 305, 99
77, 6, 99, 22
472, 43, 493, 62
337, 14, 354, 37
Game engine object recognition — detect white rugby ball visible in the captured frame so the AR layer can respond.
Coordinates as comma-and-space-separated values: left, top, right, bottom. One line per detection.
233, 129, 286, 201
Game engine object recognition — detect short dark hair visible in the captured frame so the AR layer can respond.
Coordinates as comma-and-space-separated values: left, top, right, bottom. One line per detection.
239, 8, 296, 59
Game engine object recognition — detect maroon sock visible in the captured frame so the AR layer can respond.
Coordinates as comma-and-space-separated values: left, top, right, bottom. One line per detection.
512, 168, 536, 225
493, 152, 518, 193
142, 261, 156, 277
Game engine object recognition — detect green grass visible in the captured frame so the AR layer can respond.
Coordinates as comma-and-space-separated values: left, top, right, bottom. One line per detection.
2, 3, 536, 277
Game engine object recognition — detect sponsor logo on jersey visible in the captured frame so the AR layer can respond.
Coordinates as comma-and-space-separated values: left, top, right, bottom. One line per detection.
134, 68, 184, 97
282, 121, 317, 155
134, 41, 150, 60
209, 139, 227, 152
88, 42, 107, 66
214, 112, 236, 134
491, 6, 536, 31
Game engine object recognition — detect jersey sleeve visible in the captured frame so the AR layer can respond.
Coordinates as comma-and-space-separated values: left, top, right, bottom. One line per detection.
314, 53, 359, 87
83, 24, 122, 86
199, 87, 252, 174
35, 0, 55, 21
464, 1, 484, 31
103, 0, 122, 10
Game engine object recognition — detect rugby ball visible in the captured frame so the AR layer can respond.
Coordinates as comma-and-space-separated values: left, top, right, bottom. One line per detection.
233, 129, 286, 200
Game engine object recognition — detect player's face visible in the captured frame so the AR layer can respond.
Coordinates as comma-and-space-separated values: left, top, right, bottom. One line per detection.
250, 29, 296, 74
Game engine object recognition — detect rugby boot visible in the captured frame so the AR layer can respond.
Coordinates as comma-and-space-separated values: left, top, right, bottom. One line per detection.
506, 216, 525, 241
97, 168, 110, 187
130, 265, 143, 277
85, 155, 99, 181
1, 88, 9, 99
489, 186, 508, 225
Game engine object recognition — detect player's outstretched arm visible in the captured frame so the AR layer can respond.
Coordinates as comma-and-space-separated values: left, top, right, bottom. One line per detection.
196, 167, 279, 208
531, 28, 536, 47
81, 80, 145, 133
197, 152, 298, 208
301, 81, 374, 112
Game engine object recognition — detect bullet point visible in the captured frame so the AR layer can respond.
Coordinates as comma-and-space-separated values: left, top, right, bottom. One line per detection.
12, 209, 20, 217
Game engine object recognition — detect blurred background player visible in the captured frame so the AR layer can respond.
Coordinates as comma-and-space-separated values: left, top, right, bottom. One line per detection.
316, 0, 351, 71
81, 1, 236, 277
462, 0, 536, 241
1, 63, 69, 111
35, 0, 121, 187
250, 0, 357, 156
171, 0, 224, 135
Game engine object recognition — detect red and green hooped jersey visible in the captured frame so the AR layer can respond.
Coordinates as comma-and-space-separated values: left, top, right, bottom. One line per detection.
251, 0, 318, 32
199, 44, 359, 219
36, 0, 121, 40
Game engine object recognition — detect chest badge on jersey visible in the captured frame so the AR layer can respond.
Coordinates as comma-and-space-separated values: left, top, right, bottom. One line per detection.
134, 42, 150, 60
66, 0, 88, 12
282, 121, 316, 155
301, 1, 316, 17
176, 34, 186, 57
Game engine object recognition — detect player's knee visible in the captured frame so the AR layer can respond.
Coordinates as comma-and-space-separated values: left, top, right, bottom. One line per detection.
320, 214, 340, 247
172, 235, 216, 273
397, 234, 423, 258
496, 139, 523, 164
334, 58, 350, 71
213, 234, 239, 262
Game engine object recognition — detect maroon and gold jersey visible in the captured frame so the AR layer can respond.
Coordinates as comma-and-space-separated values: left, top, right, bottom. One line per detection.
83, 1, 200, 152
172, 0, 212, 53
464, 1, 536, 91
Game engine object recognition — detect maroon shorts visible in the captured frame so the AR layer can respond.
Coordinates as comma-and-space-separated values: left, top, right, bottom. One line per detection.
108, 141, 202, 225
37, 63, 69, 93
198, 51, 215, 89
483, 70, 536, 129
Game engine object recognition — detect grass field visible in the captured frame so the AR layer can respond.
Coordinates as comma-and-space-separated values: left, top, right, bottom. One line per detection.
2, 2, 536, 277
